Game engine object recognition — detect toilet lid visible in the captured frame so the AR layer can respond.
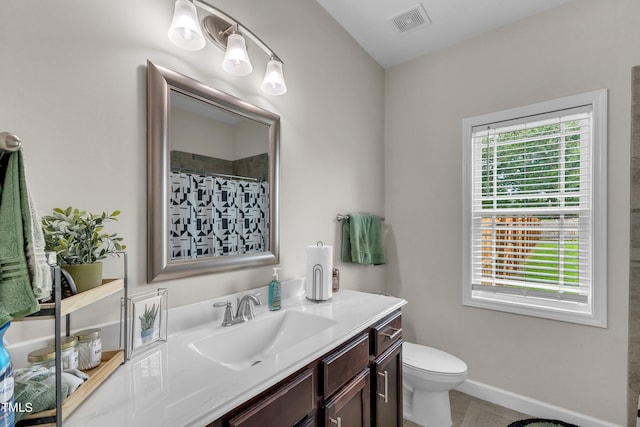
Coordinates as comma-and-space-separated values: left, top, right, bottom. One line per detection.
403, 342, 467, 375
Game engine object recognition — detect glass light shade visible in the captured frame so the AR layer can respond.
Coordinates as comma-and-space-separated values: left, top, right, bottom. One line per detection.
222, 33, 253, 76
261, 59, 287, 95
168, 0, 206, 51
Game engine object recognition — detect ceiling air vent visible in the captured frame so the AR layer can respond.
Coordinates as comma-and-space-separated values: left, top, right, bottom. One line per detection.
389, 4, 431, 34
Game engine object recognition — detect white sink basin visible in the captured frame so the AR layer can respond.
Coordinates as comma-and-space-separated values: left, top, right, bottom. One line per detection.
188, 310, 337, 371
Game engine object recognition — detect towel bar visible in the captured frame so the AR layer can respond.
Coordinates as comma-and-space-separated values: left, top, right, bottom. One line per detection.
336, 213, 385, 222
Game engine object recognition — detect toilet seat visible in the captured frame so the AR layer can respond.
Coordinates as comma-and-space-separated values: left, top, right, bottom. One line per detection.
403, 342, 467, 377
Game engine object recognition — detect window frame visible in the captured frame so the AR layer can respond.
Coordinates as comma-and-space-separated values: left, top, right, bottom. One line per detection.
462, 89, 607, 327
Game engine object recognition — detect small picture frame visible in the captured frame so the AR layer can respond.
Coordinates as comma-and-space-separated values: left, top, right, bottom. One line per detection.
122, 288, 168, 358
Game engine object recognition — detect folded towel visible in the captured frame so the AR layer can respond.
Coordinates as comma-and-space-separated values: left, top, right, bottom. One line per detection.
15, 366, 89, 394
0, 151, 40, 325
41, 370, 85, 395
341, 213, 385, 265
13, 380, 69, 422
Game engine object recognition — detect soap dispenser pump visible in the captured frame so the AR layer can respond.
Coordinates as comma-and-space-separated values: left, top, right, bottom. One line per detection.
268, 267, 281, 311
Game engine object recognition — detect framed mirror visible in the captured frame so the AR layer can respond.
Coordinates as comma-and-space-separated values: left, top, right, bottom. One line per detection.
147, 61, 279, 282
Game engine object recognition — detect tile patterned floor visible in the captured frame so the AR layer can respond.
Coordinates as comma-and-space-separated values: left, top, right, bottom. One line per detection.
403, 390, 532, 427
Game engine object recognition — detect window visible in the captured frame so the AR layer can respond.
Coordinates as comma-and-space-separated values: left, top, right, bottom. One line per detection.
462, 90, 607, 327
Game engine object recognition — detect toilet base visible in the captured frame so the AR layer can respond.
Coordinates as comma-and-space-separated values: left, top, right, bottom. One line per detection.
403, 387, 452, 427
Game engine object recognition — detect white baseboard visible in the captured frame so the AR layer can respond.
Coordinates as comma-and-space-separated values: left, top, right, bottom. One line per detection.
455, 379, 622, 427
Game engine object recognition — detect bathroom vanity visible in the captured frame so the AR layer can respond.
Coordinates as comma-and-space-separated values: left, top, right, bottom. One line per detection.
63, 279, 406, 427
212, 308, 403, 427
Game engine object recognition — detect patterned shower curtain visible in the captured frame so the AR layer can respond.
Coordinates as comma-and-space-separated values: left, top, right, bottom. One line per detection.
169, 172, 269, 260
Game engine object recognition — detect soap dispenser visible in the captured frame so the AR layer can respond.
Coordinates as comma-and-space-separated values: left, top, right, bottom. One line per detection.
268, 267, 281, 311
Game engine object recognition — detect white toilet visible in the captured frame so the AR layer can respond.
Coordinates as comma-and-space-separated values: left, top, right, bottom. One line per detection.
402, 342, 468, 427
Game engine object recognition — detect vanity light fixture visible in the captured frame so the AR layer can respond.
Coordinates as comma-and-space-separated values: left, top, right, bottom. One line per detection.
261, 58, 287, 96
167, 0, 206, 51
222, 32, 253, 76
167, 0, 287, 95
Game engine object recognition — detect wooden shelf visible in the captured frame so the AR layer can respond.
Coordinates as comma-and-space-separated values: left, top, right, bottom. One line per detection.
15, 279, 125, 321
13, 259, 128, 426
18, 350, 125, 426
59, 279, 124, 317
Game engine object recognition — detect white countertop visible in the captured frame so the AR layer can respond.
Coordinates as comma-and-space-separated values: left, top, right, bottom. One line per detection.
65, 280, 406, 427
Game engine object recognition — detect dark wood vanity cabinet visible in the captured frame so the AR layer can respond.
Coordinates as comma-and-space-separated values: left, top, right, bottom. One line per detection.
323, 369, 370, 427
227, 369, 315, 427
371, 310, 403, 427
320, 333, 371, 427
372, 310, 402, 356
373, 341, 403, 427
321, 333, 370, 398
211, 310, 402, 427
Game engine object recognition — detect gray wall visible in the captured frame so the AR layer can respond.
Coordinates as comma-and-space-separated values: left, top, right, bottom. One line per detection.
385, 0, 640, 423
0, 0, 385, 339
171, 151, 269, 182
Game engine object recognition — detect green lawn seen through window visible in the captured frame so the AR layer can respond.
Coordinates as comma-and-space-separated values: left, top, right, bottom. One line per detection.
523, 242, 579, 285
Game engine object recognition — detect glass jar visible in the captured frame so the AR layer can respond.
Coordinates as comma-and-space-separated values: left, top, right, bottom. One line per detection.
332, 268, 340, 292
27, 347, 55, 369
75, 329, 102, 370
47, 336, 78, 370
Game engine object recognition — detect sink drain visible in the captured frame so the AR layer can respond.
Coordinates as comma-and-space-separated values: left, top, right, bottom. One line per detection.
251, 360, 262, 366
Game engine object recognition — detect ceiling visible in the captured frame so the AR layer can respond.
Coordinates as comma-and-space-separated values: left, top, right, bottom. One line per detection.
315, 0, 572, 69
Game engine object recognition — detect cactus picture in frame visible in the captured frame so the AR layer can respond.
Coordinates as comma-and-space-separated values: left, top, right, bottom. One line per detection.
134, 295, 162, 348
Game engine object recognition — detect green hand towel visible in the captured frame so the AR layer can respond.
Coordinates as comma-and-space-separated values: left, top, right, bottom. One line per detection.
14, 381, 69, 422
341, 213, 385, 265
0, 151, 40, 325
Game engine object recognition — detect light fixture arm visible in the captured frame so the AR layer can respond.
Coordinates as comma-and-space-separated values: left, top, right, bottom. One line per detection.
194, 0, 283, 64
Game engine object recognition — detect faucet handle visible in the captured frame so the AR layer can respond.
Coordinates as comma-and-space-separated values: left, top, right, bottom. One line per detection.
213, 301, 231, 308
213, 301, 234, 326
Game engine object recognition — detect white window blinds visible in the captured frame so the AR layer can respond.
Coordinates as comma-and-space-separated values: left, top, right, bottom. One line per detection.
463, 90, 606, 327
471, 106, 592, 303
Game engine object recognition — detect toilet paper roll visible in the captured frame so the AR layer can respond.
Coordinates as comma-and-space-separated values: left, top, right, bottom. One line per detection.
306, 244, 333, 301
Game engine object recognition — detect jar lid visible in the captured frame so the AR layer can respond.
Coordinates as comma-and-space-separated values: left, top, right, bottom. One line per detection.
28, 347, 55, 363
75, 328, 100, 342
47, 336, 77, 351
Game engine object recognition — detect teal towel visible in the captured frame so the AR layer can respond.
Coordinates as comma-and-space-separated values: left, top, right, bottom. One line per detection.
0, 151, 40, 325
341, 213, 385, 265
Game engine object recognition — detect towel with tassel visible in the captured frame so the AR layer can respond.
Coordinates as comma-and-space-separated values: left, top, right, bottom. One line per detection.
0, 151, 41, 325
341, 213, 385, 265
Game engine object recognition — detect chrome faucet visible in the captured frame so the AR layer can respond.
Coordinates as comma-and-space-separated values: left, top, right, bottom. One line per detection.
237, 293, 262, 321
214, 293, 262, 327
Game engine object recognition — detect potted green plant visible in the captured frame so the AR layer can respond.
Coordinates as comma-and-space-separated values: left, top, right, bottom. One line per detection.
41, 207, 126, 293
139, 303, 158, 344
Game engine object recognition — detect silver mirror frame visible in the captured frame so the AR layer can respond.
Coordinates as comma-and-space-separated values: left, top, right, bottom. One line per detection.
147, 60, 280, 282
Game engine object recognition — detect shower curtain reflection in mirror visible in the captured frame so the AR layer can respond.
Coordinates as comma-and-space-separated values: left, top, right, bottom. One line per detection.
169, 172, 269, 260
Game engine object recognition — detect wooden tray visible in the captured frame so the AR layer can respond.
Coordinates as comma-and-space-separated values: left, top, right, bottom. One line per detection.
18, 349, 124, 426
